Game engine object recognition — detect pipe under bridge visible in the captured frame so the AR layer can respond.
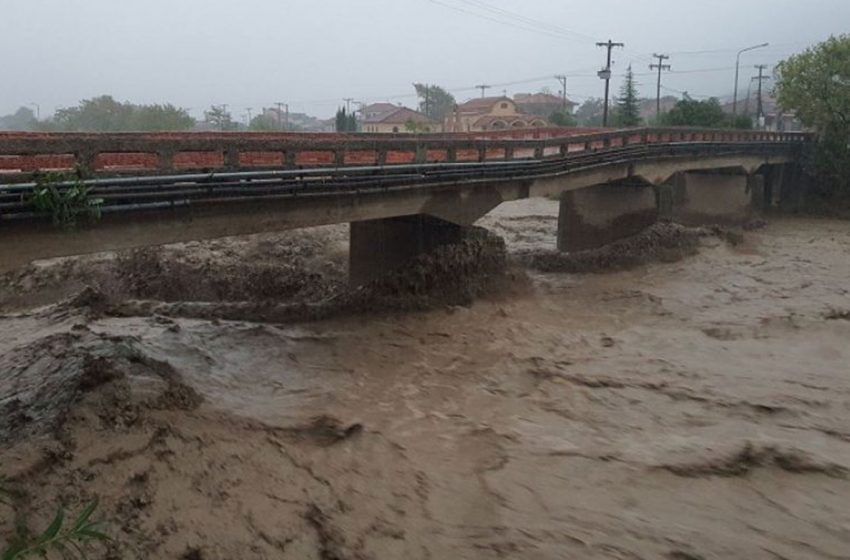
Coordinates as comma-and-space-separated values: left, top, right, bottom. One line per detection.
0, 128, 810, 283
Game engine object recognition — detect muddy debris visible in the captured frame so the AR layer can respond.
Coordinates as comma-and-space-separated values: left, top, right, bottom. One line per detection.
2, 204, 850, 559
524, 222, 709, 273
104, 227, 511, 324
658, 442, 849, 479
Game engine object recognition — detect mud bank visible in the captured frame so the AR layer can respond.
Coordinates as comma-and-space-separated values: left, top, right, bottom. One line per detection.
3, 199, 850, 559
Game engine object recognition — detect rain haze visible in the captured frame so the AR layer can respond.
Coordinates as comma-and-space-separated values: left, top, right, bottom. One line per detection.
5, 1, 850, 559
2, 0, 848, 118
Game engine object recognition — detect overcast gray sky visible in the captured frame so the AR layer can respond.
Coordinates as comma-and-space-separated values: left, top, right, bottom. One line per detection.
2, 0, 847, 119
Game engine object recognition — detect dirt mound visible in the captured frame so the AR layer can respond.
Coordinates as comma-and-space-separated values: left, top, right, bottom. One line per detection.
524, 222, 711, 273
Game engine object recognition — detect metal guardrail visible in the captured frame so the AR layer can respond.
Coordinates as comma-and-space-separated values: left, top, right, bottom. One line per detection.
0, 138, 803, 223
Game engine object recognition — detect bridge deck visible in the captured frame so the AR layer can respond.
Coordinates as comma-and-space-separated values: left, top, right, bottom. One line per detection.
0, 128, 808, 273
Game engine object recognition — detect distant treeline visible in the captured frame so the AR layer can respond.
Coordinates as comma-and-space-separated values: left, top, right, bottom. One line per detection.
0, 95, 316, 132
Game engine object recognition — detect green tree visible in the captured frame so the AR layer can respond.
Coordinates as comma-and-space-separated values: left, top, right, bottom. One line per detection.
53, 96, 133, 131
128, 104, 194, 131
661, 97, 752, 129
776, 35, 850, 199
613, 66, 642, 127
334, 107, 357, 132
575, 98, 605, 127
0, 107, 38, 131
205, 105, 236, 131
249, 112, 282, 131
413, 84, 456, 122
48, 96, 195, 131
549, 110, 576, 127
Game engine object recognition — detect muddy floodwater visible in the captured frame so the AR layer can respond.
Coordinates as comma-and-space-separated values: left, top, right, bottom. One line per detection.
2, 199, 850, 559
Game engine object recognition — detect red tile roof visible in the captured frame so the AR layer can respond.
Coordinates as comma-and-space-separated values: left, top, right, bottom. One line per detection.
514, 92, 576, 107
364, 107, 436, 125
456, 96, 515, 114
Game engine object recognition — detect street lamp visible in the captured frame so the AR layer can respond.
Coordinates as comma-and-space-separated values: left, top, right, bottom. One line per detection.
733, 43, 769, 114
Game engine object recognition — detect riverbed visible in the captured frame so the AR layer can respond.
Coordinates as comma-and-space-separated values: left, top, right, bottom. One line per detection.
2, 200, 849, 559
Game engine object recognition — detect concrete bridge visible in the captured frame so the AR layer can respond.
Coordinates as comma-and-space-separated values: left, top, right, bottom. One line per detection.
0, 128, 809, 283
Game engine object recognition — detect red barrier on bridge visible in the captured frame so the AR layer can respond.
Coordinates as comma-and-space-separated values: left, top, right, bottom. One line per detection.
0, 127, 808, 181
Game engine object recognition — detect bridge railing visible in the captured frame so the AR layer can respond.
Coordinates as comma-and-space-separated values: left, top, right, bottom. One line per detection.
0, 127, 810, 182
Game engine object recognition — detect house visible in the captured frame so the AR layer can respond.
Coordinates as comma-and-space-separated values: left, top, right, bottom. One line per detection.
360, 104, 441, 133
721, 93, 802, 131
445, 96, 549, 132
514, 92, 576, 117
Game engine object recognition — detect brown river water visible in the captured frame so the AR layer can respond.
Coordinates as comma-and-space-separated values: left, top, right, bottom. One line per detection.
2, 199, 850, 559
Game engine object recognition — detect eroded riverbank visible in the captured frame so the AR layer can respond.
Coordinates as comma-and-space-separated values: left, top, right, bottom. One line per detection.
2, 200, 850, 559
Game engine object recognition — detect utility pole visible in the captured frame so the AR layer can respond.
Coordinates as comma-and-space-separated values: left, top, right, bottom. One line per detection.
596, 39, 624, 127
343, 98, 354, 114
733, 43, 769, 115
649, 54, 671, 119
753, 64, 770, 128
275, 102, 288, 130
554, 75, 568, 111
475, 84, 491, 98
220, 104, 229, 131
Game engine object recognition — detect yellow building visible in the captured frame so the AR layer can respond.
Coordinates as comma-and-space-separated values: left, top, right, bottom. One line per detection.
360, 104, 442, 134
445, 96, 549, 132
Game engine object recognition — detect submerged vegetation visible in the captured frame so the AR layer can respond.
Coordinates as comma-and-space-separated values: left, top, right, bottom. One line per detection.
1, 475, 109, 560
30, 167, 103, 229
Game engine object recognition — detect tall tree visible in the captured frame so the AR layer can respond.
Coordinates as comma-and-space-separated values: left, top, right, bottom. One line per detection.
334, 107, 357, 132
413, 84, 456, 122
613, 66, 642, 127
0, 107, 38, 131
205, 105, 235, 131
776, 35, 850, 198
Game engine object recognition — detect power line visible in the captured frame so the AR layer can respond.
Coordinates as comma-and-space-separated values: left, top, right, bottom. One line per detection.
452, 0, 599, 42
427, 0, 596, 43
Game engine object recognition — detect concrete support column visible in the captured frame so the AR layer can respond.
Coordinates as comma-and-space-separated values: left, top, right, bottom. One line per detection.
557, 181, 659, 252
748, 173, 766, 212
349, 214, 464, 285
665, 171, 755, 226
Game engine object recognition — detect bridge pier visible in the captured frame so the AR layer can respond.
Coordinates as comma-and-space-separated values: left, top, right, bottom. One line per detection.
662, 171, 759, 225
557, 180, 658, 252
349, 214, 465, 286
763, 162, 808, 210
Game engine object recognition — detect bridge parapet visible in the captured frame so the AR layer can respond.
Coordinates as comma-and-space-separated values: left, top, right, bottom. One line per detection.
0, 127, 809, 183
